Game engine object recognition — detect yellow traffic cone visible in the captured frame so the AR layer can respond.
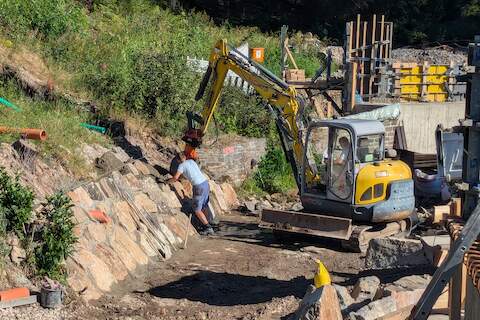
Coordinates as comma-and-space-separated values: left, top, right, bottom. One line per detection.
314, 259, 331, 288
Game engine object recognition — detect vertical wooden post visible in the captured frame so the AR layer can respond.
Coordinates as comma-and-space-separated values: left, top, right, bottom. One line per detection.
360, 21, 367, 96
348, 22, 354, 59
385, 24, 390, 59
379, 15, 385, 63
351, 62, 358, 111
449, 251, 466, 319
368, 14, 377, 101
356, 14, 361, 58
389, 22, 394, 60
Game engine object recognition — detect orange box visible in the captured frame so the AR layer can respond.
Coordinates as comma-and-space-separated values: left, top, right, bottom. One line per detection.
0, 287, 30, 301
250, 48, 265, 63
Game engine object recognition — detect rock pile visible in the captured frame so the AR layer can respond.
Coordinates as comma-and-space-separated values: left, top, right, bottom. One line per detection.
293, 274, 433, 320
392, 47, 467, 65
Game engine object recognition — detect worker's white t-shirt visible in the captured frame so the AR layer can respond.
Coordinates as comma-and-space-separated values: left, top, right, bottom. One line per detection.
177, 159, 207, 186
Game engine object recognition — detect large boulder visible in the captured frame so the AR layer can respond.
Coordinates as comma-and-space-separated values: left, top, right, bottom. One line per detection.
333, 284, 355, 312
220, 182, 239, 209
365, 238, 431, 269
293, 285, 343, 320
349, 296, 397, 320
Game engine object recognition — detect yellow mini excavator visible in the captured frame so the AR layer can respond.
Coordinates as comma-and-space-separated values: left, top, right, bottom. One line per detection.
182, 39, 415, 251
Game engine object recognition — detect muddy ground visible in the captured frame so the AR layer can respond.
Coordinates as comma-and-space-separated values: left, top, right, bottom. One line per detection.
67, 212, 364, 320
2, 212, 427, 320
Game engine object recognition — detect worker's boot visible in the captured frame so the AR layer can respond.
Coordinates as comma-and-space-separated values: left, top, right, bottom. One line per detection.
199, 224, 215, 236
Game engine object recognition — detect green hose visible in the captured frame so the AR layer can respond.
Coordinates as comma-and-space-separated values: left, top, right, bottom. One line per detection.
0, 97, 22, 112
80, 123, 107, 134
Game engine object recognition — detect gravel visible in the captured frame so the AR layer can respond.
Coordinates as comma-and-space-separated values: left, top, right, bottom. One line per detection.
392, 47, 467, 65
0, 304, 71, 320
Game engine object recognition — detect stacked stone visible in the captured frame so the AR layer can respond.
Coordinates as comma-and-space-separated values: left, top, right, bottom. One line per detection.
66, 154, 189, 300
66, 146, 240, 301
197, 136, 267, 186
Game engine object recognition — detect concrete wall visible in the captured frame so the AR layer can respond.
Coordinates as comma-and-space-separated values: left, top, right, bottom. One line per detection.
197, 136, 267, 186
399, 102, 465, 154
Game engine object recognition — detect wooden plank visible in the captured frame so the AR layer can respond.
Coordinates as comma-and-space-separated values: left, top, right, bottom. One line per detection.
451, 198, 462, 217
355, 14, 361, 57
433, 205, 451, 224
379, 15, 385, 62
385, 24, 391, 59
285, 45, 299, 70
449, 240, 467, 320
360, 21, 367, 96
389, 22, 394, 60
368, 14, 377, 100
351, 62, 358, 111
377, 305, 414, 320
348, 21, 354, 58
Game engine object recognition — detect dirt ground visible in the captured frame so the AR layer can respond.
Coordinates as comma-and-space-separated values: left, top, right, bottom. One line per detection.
0, 212, 366, 320
62, 212, 364, 320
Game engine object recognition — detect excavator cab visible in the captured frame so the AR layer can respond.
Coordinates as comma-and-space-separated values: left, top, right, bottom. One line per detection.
301, 119, 414, 223
261, 119, 415, 251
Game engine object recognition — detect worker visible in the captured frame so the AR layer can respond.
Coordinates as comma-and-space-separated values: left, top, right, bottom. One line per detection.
168, 152, 214, 236
184, 143, 199, 161
334, 136, 351, 165
332, 136, 352, 198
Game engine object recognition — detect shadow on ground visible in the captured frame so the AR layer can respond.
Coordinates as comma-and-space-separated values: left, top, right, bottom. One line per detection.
149, 271, 309, 306
215, 219, 349, 252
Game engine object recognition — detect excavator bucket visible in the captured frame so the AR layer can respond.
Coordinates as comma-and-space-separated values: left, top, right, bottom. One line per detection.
259, 209, 353, 240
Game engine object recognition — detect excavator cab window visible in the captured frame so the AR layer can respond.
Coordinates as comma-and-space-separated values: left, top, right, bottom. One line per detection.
329, 129, 353, 201
305, 126, 329, 193
356, 135, 383, 163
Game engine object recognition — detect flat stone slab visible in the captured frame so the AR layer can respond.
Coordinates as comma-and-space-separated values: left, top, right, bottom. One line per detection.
365, 238, 431, 269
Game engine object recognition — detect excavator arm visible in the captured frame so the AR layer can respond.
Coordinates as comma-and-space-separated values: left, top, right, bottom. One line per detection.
183, 39, 310, 187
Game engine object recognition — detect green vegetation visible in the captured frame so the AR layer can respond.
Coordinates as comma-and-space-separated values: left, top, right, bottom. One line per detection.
0, 168, 77, 280
0, 167, 34, 239
0, 1, 322, 195
0, 79, 108, 175
242, 145, 297, 195
35, 192, 76, 281
0, 0, 322, 139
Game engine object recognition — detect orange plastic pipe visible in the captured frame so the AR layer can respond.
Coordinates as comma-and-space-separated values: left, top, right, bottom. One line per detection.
0, 287, 30, 301
0, 126, 47, 141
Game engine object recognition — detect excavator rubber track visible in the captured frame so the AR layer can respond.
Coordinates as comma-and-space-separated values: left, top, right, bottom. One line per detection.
260, 209, 409, 253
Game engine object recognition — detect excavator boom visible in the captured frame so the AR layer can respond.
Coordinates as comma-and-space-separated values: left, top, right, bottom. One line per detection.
183, 39, 310, 188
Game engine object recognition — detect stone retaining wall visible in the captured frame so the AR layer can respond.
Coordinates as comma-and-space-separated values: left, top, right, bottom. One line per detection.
66, 147, 237, 301
197, 136, 267, 186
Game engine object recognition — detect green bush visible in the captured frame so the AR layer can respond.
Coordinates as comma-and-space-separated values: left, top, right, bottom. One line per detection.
252, 145, 297, 194
0, 167, 34, 239
35, 192, 77, 281
214, 87, 274, 138
0, 0, 87, 39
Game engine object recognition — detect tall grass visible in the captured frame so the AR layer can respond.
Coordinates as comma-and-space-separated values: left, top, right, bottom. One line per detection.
0, 0, 322, 138
0, 79, 108, 175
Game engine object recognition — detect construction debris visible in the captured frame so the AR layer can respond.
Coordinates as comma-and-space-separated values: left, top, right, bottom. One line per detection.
392, 47, 467, 65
